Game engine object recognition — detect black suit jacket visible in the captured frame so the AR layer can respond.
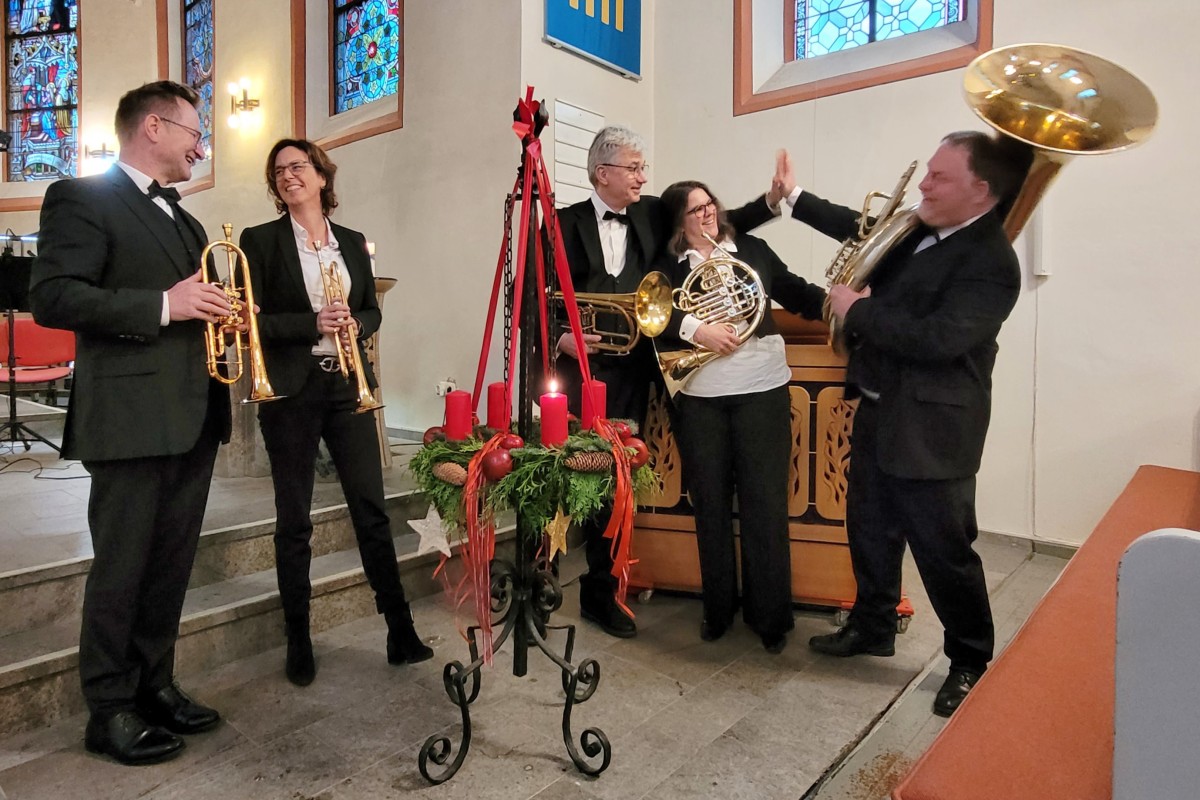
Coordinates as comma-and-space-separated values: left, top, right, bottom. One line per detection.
553, 193, 778, 413
792, 192, 1020, 481
29, 165, 231, 461
239, 215, 381, 398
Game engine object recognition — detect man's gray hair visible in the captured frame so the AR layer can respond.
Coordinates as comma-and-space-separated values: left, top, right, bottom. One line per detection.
587, 125, 647, 185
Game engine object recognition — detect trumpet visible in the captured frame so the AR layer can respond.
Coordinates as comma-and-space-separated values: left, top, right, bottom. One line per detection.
552, 271, 673, 355
200, 223, 281, 404
314, 241, 383, 414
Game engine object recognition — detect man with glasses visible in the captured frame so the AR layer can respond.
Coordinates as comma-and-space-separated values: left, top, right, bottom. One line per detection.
31, 80, 231, 765
553, 125, 790, 638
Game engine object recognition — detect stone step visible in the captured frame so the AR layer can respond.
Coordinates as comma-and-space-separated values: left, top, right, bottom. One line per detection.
0, 495, 516, 738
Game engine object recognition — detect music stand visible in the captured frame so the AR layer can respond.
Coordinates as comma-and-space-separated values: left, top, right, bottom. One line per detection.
0, 247, 59, 451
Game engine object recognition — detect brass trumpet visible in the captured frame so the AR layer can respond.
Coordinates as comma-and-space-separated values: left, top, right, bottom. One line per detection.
314, 241, 382, 414
552, 271, 673, 355
200, 223, 280, 404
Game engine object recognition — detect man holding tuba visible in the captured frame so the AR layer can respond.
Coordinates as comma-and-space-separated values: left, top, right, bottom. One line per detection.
784, 132, 1033, 717
30, 80, 231, 765
552, 125, 791, 638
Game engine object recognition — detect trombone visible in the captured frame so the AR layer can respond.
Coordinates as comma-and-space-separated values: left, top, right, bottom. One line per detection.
551, 271, 673, 354
200, 223, 281, 404
314, 241, 383, 414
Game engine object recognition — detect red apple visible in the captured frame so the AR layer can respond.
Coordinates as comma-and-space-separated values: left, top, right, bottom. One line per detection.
624, 437, 650, 469
612, 421, 632, 440
481, 449, 514, 481
499, 433, 525, 450
423, 426, 445, 444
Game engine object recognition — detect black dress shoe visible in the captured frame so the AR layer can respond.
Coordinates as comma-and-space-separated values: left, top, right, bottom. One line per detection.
580, 599, 637, 639
84, 711, 184, 765
699, 619, 728, 642
808, 625, 895, 657
761, 632, 787, 654
386, 612, 435, 665
286, 631, 317, 686
136, 683, 221, 735
933, 668, 981, 717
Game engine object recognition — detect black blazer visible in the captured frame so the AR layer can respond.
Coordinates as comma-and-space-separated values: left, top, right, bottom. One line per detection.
30, 165, 231, 461
654, 232, 827, 347
239, 215, 381, 398
792, 192, 1020, 481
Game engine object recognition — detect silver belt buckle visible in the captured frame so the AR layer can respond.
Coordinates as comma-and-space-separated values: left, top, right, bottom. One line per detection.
316, 355, 340, 373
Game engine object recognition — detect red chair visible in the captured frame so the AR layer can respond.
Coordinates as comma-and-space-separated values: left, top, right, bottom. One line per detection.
0, 316, 75, 452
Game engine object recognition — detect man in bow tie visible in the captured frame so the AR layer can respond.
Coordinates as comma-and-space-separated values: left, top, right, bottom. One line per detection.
552, 125, 791, 638
778, 132, 1033, 718
30, 80, 232, 765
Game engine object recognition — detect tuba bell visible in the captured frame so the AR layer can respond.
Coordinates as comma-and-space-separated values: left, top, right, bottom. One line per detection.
201, 223, 281, 404
654, 235, 766, 398
824, 43, 1157, 355
552, 271, 673, 355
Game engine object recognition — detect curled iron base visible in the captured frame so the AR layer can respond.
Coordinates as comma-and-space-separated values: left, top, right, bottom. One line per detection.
417, 560, 612, 784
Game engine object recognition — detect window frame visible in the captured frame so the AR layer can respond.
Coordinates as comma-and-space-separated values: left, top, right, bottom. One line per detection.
733, 0, 993, 116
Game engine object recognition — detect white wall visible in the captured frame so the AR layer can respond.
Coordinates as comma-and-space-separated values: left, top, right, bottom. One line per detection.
654, 0, 1200, 544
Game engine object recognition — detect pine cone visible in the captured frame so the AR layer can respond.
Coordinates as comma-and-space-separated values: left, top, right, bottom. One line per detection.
432, 461, 468, 486
563, 451, 614, 472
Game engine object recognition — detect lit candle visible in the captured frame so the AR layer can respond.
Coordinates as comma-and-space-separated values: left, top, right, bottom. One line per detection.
366, 241, 376, 276
581, 380, 606, 430
444, 390, 472, 440
539, 384, 568, 447
487, 382, 510, 430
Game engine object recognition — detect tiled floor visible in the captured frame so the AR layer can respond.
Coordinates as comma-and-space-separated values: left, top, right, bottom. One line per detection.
0, 537, 1060, 800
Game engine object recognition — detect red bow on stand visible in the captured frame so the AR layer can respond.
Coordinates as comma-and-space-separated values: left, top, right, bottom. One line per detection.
447, 88, 637, 663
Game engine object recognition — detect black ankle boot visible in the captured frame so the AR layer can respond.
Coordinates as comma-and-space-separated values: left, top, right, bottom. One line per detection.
285, 620, 316, 686
385, 611, 433, 665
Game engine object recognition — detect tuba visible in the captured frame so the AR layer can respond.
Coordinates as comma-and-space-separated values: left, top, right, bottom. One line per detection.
654, 235, 766, 398
824, 43, 1157, 354
314, 241, 383, 414
201, 223, 281, 404
552, 271, 673, 354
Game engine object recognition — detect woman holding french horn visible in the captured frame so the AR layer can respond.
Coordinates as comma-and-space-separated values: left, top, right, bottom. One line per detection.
655, 180, 827, 654
239, 138, 432, 687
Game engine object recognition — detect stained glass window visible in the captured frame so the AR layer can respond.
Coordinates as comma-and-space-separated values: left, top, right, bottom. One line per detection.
332, 0, 400, 115
182, 0, 213, 158
794, 0, 964, 60
4, 0, 78, 182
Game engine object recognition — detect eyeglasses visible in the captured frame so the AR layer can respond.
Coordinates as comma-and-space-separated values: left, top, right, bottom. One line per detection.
686, 200, 717, 218
157, 116, 202, 147
600, 162, 649, 175
272, 161, 312, 180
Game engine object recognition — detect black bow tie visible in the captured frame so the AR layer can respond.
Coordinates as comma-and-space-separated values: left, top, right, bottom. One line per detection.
147, 180, 181, 204
603, 210, 630, 225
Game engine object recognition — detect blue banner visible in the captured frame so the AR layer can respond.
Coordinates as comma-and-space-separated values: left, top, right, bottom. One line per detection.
545, 0, 641, 79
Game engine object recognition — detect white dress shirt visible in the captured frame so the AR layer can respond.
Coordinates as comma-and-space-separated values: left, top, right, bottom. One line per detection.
289, 216, 353, 357
589, 193, 630, 278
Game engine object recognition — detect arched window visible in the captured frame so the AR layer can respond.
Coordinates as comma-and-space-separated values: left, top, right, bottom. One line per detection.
181, 0, 213, 157
3, 0, 79, 182
792, 0, 965, 60
332, 0, 400, 115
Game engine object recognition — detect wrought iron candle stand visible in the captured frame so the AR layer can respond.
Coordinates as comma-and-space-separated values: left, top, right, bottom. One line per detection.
417, 101, 612, 785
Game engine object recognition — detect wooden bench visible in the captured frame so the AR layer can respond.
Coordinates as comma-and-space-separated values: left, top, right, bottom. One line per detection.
892, 465, 1200, 800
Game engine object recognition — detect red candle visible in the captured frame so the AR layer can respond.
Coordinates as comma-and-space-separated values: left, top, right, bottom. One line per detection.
444, 390, 472, 441
487, 382, 510, 430
581, 380, 606, 430
539, 389, 568, 447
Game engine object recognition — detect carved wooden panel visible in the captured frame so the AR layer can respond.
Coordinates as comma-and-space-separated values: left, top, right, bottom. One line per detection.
787, 386, 811, 517
815, 387, 855, 521
643, 384, 682, 509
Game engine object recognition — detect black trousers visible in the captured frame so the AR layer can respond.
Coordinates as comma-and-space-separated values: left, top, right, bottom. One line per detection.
258, 364, 411, 626
79, 395, 222, 715
846, 398, 994, 673
672, 385, 794, 638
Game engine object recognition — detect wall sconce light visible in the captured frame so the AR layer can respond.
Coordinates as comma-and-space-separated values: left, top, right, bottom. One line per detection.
84, 143, 115, 160
227, 78, 260, 129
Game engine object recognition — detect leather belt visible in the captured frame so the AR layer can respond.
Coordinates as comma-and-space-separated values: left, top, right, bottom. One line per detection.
314, 355, 341, 374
